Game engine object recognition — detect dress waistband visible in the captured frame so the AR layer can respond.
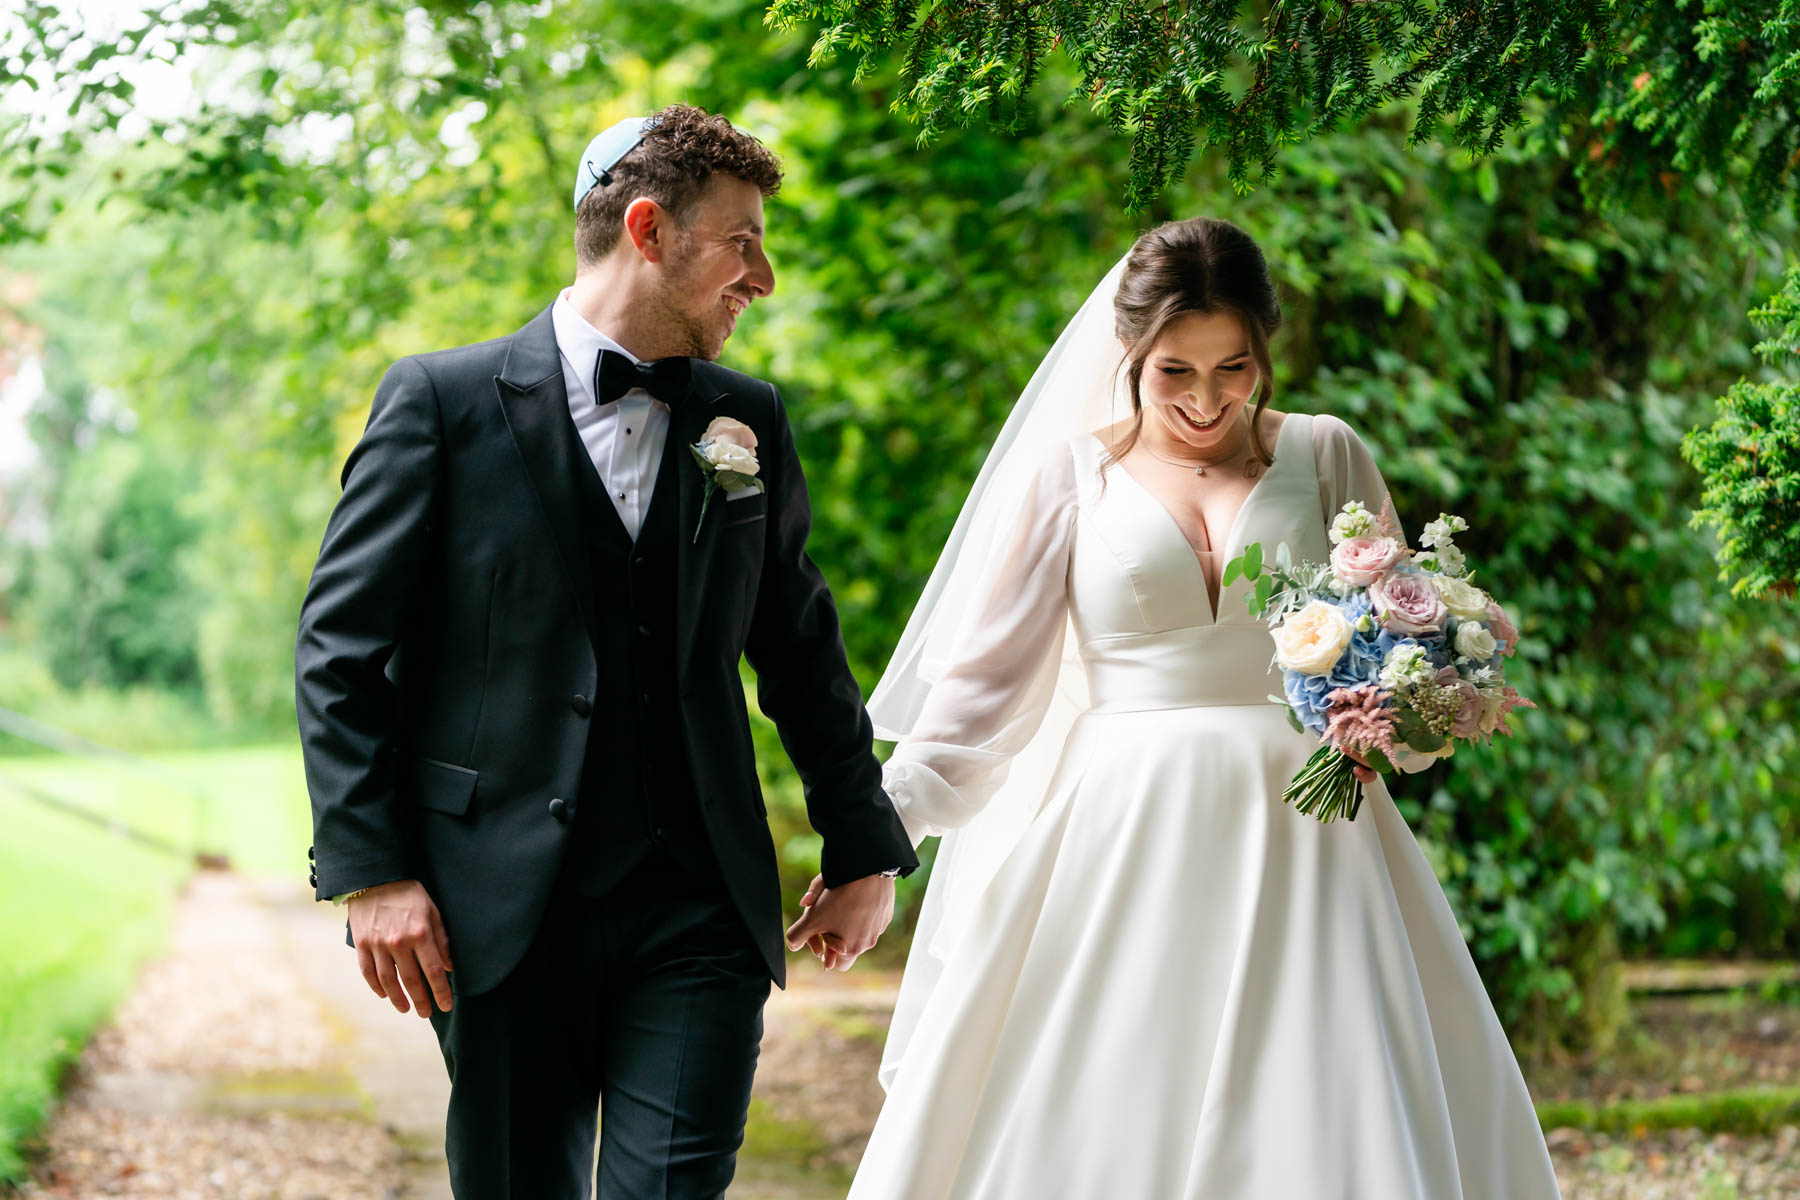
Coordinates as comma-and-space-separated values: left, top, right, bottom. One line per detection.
1081, 625, 1283, 713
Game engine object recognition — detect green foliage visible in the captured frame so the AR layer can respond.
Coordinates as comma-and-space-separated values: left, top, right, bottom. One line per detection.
1682, 266, 1800, 600
19, 435, 202, 692
766, 0, 1621, 210
764, 1, 1799, 224
1586, 1, 1800, 227
0, 644, 225, 755
1536, 1085, 1800, 1137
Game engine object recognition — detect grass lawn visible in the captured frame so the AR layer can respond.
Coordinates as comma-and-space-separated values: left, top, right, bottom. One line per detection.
0, 742, 313, 877
0, 741, 312, 1185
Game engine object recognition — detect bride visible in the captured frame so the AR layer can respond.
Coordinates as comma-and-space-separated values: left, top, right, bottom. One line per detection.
828, 217, 1562, 1198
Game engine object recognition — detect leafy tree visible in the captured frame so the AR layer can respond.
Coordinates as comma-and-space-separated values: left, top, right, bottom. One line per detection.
1681, 267, 1800, 601
764, 0, 1798, 220
23, 433, 202, 691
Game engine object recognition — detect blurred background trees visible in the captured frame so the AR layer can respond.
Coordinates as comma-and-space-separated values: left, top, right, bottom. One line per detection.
1, 0, 1796, 1061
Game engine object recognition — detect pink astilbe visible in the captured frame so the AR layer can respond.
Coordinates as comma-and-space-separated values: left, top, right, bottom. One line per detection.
1322, 685, 1400, 757
1373, 493, 1406, 545
1490, 686, 1538, 738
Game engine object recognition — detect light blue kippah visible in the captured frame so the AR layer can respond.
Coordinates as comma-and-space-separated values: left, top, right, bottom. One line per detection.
572, 115, 662, 211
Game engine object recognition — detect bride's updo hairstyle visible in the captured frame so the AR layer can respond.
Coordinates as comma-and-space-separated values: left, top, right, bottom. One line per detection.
1105, 215, 1284, 475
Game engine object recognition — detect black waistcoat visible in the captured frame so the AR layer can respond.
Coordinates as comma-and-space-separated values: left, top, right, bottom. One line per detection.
552, 411, 720, 898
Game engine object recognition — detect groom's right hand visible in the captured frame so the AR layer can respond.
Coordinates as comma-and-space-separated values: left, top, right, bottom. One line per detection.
349, 879, 455, 1017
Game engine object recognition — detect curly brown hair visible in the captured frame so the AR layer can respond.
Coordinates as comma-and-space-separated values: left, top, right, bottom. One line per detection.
574, 103, 783, 267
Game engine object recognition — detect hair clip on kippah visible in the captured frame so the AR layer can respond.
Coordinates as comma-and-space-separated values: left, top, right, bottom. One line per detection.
572, 115, 661, 211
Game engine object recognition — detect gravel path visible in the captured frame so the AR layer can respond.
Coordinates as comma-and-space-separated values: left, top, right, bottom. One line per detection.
14, 869, 418, 1199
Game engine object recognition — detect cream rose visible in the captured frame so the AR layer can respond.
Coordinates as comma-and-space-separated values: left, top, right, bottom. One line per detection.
1330, 535, 1405, 587
704, 440, 760, 477
1369, 571, 1447, 635
1453, 621, 1498, 661
1430, 574, 1490, 619
1273, 600, 1354, 676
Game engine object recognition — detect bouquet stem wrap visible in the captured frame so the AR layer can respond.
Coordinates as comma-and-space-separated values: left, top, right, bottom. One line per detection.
1283, 743, 1366, 823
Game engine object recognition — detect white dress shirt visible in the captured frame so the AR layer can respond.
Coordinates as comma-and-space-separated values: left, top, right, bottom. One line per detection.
550, 287, 672, 541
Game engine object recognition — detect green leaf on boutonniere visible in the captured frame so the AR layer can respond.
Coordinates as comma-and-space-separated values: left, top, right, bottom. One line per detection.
1243, 541, 1263, 577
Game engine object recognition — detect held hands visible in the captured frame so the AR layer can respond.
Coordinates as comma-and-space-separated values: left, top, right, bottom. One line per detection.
348, 879, 454, 1017
784, 872, 895, 972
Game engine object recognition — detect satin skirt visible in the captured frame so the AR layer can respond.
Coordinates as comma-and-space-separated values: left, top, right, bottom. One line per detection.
848, 703, 1561, 1200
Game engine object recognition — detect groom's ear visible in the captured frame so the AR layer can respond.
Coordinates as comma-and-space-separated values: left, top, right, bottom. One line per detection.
622, 196, 672, 264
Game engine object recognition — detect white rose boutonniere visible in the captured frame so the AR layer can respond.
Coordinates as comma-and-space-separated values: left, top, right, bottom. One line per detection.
689, 416, 764, 542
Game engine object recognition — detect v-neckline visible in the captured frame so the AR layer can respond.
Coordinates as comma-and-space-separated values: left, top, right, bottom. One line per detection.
1094, 412, 1294, 625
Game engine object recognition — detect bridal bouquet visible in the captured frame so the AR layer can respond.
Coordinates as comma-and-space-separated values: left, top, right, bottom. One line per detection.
1222, 497, 1536, 822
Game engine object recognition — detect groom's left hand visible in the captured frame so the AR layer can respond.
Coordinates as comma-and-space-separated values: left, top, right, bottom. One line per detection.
785, 873, 894, 972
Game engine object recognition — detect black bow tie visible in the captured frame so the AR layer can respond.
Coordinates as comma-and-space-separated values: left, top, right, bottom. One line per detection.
594, 347, 692, 407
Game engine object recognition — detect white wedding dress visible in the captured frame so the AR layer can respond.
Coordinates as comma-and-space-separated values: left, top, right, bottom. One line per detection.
849, 412, 1561, 1199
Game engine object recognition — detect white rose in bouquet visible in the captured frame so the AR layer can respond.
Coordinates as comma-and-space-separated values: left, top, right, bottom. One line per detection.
1272, 601, 1353, 675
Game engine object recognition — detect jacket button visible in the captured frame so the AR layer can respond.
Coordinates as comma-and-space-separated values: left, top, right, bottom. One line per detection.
636, 624, 650, 638
570, 694, 591, 717
548, 797, 568, 821
639, 692, 651, 707
307, 846, 315, 861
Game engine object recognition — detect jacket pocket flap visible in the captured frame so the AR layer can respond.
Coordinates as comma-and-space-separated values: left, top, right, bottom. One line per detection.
414, 756, 478, 815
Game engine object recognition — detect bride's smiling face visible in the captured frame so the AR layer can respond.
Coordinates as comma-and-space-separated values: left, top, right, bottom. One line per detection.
1131, 309, 1260, 452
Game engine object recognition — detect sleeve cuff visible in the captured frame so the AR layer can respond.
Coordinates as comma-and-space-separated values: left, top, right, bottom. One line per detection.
881, 760, 937, 849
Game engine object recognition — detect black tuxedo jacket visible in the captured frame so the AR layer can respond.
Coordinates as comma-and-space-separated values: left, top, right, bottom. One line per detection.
295, 304, 917, 996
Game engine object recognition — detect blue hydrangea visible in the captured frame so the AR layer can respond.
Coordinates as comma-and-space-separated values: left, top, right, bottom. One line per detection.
1283, 668, 1337, 735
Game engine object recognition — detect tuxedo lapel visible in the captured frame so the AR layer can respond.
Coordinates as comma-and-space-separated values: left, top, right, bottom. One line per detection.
493, 305, 598, 640
673, 367, 733, 682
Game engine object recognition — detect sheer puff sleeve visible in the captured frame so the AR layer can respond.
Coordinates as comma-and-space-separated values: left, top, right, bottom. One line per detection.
1311, 412, 1442, 775
1313, 411, 1408, 547
881, 439, 1079, 845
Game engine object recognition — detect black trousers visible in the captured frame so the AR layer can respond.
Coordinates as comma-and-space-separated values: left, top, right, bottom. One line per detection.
426, 845, 771, 1199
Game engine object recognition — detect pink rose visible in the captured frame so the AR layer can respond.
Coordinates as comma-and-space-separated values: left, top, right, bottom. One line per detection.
1369, 571, 1447, 635
1330, 535, 1405, 587
703, 415, 758, 451
1485, 599, 1520, 657
1435, 668, 1483, 739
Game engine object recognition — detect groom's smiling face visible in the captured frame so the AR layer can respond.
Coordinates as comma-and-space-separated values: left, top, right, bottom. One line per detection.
654, 174, 775, 360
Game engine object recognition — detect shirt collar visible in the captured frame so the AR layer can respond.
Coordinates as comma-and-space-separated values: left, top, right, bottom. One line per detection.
552, 286, 641, 407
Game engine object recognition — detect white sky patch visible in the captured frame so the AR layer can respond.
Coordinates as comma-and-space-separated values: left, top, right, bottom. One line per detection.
0, 355, 43, 476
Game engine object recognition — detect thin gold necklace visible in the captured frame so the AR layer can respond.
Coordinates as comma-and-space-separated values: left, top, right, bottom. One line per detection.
1139, 415, 1252, 476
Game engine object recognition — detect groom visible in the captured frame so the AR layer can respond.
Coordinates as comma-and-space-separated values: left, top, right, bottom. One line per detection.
295, 103, 917, 1198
